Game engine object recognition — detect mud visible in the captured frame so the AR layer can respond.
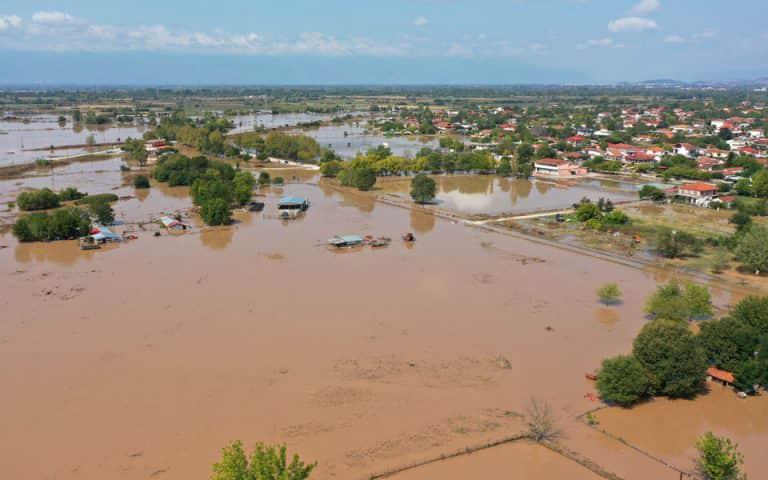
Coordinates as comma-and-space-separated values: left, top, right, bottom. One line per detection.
0, 175, 759, 480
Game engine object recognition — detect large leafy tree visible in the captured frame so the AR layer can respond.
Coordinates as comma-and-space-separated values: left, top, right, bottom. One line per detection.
698, 317, 758, 372
735, 225, 768, 275
596, 355, 650, 407
633, 319, 707, 397
410, 174, 437, 204
645, 280, 712, 322
212, 441, 316, 480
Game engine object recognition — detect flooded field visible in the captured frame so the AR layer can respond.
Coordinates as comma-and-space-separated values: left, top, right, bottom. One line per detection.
377, 175, 640, 216
394, 441, 601, 480
228, 112, 335, 134
1, 176, 680, 480
0, 115, 144, 167
299, 124, 439, 159
595, 385, 768, 479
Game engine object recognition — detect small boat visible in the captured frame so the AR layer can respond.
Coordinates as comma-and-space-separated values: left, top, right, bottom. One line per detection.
328, 235, 365, 248
402, 232, 415, 242
585, 372, 598, 381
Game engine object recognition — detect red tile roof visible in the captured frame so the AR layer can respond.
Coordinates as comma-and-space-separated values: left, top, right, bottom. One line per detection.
679, 182, 718, 192
707, 367, 735, 384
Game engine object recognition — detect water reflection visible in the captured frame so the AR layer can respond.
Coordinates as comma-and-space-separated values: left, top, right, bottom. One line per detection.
410, 209, 436, 235
200, 226, 234, 251
595, 307, 620, 328
14, 240, 95, 266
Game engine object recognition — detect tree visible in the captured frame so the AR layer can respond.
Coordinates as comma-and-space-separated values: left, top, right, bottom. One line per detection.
90, 201, 115, 225
730, 296, 768, 334
695, 432, 746, 480
340, 166, 376, 191
232, 171, 255, 206
524, 398, 561, 442
410, 174, 436, 204
632, 319, 707, 397
200, 198, 231, 226
576, 202, 602, 222
496, 157, 512, 176
86, 134, 96, 147
698, 317, 758, 372
638, 185, 666, 201
16, 189, 61, 211
319, 160, 343, 177
258, 171, 271, 186
597, 283, 622, 305
729, 211, 753, 233
212, 441, 316, 480
735, 225, 768, 275
752, 170, 768, 198
655, 228, 702, 258
134, 175, 150, 189
596, 355, 651, 407
13, 208, 91, 242
645, 280, 712, 322
733, 359, 765, 394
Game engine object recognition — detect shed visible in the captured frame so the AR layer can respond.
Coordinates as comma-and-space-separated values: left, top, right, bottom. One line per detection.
706, 367, 735, 386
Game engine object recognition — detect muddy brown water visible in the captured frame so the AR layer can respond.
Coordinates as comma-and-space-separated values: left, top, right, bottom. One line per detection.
377, 175, 639, 216
0, 170, 758, 479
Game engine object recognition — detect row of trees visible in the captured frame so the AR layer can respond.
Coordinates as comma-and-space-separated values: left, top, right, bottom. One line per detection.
15, 187, 88, 211
596, 283, 766, 407
148, 112, 234, 155
235, 132, 322, 162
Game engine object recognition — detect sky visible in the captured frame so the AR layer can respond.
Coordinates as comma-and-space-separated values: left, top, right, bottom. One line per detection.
0, 0, 766, 85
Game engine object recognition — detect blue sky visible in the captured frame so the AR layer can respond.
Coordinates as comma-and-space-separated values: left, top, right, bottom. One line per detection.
0, 1, 766, 85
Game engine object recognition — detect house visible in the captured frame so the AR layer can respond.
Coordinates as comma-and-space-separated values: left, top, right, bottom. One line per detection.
567, 135, 588, 147
706, 367, 735, 387
145, 138, 168, 154
624, 151, 656, 166
675, 182, 719, 206
697, 156, 724, 172
673, 143, 699, 158
160, 216, 189, 230
533, 159, 587, 177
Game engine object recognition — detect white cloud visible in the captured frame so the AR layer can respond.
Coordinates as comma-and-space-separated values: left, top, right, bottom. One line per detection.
413, 17, 429, 27
664, 34, 686, 43
608, 17, 659, 33
631, 0, 661, 14
32, 11, 75, 24
0, 15, 22, 31
692, 30, 716, 39
577, 37, 625, 49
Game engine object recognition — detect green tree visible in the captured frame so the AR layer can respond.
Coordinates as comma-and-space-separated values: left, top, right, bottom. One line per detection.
655, 228, 702, 258
730, 296, 768, 333
633, 319, 707, 397
134, 175, 151, 189
258, 171, 272, 186
645, 280, 712, 321
695, 432, 746, 480
735, 225, 768, 275
751, 170, 768, 198
232, 171, 255, 206
496, 157, 512, 176
410, 174, 437, 204
200, 198, 231, 226
12, 208, 91, 242
638, 185, 666, 201
597, 283, 622, 305
319, 160, 343, 177
596, 355, 650, 407
698, 317, 758, 372
90, 201, 115, 225
576, 202, 602, 222
733, 359, 765, 394
211, 441, 316, 480
16, 189, 61, 211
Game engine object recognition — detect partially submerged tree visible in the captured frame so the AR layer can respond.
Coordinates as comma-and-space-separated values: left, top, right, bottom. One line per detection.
212, 441, 316, 480
597, 283, 622, 305
645, 280, 712, 322
596, 355, 651, 407
524, 398, 561, 442
410, 174, 437, 204
695, 432, 746, 480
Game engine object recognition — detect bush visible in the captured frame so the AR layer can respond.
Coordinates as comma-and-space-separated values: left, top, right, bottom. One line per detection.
656, 228, 703, 258
633, 319, 707, 397
319, 160, 343, 177
597, 283, 622, 305
133, 175, 150, 189
410, 174, 437, 204
76, 193, 119, 207
596, 355, 651, 407
639, 185, 666, 201
16, 189, 60, 211
212, 441, 316, 480
58, 187, 86, 202
735, 225, 768, 275
200, 198, 231, 226
645, 280, 712, 322
258, 171, 271, 186
13, 208, 91, 242
273, 176, 285, 186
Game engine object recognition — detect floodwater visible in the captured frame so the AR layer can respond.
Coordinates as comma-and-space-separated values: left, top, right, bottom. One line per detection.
300, 124, 439, 159
377, 175, 640, 216
228, 112, 334, 134
0, 115, 144, 167
394, 441, 601, 479
0, 174, 758, 480
596, 385, 768, 478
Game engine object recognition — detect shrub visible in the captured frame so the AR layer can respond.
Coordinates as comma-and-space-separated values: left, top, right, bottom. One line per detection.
258, 171, 271, 186
76, 193, 119, 207
656, 228, 703, 258
133, 175, 150, 189
273, 176, 285, 186
597, 283, 622, 305
16, 189, 60, 211
596, 355, 651, 407
639, 185, 666, 201
735, 225, 768, 275
319, 160, 343, 177
58, 187, 86, 202
695, 433, 745, 480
